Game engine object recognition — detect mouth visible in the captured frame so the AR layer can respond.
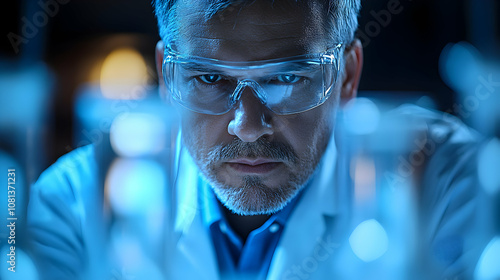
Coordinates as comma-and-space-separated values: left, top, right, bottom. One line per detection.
226, 158, 282, 174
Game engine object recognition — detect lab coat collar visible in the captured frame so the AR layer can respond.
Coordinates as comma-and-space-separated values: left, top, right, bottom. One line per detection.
266, 131, 339, 278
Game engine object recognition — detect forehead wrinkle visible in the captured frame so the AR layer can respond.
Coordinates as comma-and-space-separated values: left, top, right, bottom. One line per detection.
178, 13, 312, 41
175, 0, 329, 60
240, 20, 301, 26
180, 38, 315, 61
182, 33, 304, 44
176, 0, 319, 38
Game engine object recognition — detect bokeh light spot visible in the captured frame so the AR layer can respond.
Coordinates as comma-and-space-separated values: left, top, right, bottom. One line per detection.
105, 158, 166, 216
110, 113, 167, 157
349, 219, 389, 262
478, 138, 500, 195
343, 98, 381, 135
475, 236, 500, 279
100, 48, 148, 99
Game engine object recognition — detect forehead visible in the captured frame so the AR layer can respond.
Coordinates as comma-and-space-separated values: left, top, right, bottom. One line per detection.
173, 0, 329, 61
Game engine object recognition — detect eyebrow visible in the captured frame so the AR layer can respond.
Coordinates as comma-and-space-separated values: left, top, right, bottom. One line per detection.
179, 62, 225, 73
273, 62, 320, 72
178, 60, 321, 75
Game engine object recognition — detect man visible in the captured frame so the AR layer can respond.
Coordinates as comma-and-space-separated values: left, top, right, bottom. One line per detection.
154, 0, 363, 278
28, 0, 482, 279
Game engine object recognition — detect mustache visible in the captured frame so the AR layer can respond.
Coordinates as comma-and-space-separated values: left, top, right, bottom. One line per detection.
208, 138, 298, 164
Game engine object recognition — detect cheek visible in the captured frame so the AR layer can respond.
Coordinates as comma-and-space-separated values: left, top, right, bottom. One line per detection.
181, 111, 233, 155
276, 106, 335, 158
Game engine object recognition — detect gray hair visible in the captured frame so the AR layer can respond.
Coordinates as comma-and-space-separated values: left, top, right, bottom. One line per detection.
153, 0, 361, 47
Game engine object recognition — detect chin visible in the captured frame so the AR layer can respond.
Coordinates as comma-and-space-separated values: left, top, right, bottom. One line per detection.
210, 175, 302, 216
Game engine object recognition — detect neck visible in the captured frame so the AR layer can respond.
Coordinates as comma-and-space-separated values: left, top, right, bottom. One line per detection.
221, 206, 270, 242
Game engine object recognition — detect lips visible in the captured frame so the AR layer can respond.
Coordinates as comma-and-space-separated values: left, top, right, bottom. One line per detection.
226, 158, 281, 174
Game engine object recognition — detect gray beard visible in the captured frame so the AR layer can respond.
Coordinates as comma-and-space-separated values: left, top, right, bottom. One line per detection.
199, 138, 317, 215
210, 174, 302, 215
184, 125, 331, 215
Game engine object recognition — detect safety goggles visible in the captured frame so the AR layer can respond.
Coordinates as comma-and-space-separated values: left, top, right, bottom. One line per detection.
162, 44, 342, 115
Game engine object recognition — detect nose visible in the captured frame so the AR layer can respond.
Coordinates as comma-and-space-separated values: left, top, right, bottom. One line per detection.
227, 87, 274, 142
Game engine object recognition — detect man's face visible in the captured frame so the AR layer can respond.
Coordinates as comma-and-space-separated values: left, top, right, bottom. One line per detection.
172, 0, 342, 215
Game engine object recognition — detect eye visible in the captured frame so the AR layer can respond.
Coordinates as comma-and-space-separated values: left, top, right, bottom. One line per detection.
197, 74, 222, 84
277, 74, 301, 84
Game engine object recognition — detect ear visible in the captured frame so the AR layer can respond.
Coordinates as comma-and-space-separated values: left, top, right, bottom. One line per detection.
340, 39, 363, 106
155, 40, 168, 101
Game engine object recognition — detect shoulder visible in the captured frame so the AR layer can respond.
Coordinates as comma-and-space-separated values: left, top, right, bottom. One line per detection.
29, 145, 98, 224
28, 144, 98, 237
390, 104, 480, 144
28, 145, 97, 279
33, 145, 96, 196
391, 104, 482, 204
393, 105, 483, 274
393, 105, 481, 181
390, 104, 482, 184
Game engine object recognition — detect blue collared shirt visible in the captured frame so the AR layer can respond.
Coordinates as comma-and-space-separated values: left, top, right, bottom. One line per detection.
200, 179, 302, 280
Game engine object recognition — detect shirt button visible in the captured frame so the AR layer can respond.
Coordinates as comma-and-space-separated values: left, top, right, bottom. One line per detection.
269, 223, 280, 233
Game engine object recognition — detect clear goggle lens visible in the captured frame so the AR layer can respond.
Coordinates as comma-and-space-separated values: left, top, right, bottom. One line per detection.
163, 45, 341, 115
